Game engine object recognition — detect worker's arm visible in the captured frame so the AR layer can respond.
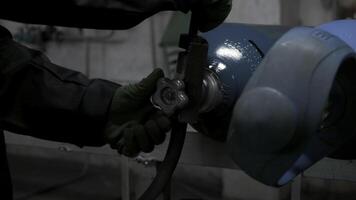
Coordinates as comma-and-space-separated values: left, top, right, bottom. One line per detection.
0, 0, 231, 32
0, 25, 118, 147
0, 25, 170, 155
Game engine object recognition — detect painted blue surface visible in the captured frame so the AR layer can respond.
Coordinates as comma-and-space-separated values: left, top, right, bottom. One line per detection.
202, 24, 287, 109
318, 20, 356, 51
210, 22, 356, 186
202, 21, 356, 111
277, 21, 356, 185
277, 154, 312, 185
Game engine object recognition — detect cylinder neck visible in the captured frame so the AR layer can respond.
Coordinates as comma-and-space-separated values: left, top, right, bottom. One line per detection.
199, 69, 223, 113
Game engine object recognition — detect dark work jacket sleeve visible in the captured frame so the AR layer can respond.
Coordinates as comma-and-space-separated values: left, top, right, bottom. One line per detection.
0, 0, 193, 30
0, 25, 119, 147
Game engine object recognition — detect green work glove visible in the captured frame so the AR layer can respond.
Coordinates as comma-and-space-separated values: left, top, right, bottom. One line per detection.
104, 69, 171, 157
177, 0, 232, 32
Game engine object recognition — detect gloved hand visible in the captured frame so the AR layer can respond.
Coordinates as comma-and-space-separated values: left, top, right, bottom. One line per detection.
176, 0, 232, 32
104, 69, 171, 157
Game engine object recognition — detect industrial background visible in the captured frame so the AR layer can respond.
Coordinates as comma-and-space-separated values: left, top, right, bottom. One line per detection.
1, 0, 356, 199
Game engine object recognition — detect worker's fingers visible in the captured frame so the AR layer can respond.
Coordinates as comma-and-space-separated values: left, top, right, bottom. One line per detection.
144, 120, 166, 145
113, 139, 125, 155
136, 104, 156, 123
154, 115, 171, 133
105, 112, 170, 157
104, 122, 127, 144
133, 125, 154, 153
121, 127, 140, 157
130, 68, 164, 100
104, 123, 118, 142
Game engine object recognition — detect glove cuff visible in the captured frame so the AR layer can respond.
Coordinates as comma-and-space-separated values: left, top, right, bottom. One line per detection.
79, 79, 119, 146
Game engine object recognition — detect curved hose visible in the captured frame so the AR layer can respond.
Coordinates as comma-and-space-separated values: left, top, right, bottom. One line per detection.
138, 121, 187, 200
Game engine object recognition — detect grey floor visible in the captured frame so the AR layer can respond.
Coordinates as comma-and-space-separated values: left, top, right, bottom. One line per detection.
7, 148, 219, 200
9, 152, 123, 200
7, 144, 356, 200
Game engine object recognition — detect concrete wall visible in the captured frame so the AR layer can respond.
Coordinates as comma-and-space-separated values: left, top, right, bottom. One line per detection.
300, 0, 337, 26
226, 0, 281, 24
1, 12, 172, 83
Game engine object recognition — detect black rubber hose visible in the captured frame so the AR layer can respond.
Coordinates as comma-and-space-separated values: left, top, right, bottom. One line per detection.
138, 121, 187, 200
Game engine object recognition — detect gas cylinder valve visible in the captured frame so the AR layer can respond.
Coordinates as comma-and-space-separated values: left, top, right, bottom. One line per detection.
152, 78, 189, 116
